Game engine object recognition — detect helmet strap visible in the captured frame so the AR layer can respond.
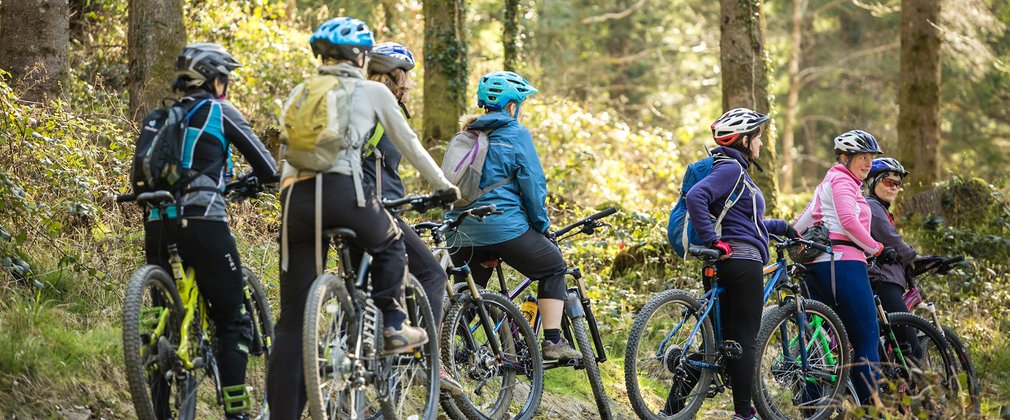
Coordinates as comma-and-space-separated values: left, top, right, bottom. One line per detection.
398, 101, 412, 120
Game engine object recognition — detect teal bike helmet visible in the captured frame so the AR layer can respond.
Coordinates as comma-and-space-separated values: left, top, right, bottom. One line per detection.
310, 17, 373, 61
477, 71, 538, 116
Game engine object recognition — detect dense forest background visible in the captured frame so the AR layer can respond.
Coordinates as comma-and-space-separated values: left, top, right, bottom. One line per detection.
1, 0, 1009, 417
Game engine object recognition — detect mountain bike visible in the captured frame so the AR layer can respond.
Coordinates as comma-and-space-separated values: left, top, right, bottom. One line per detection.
119, 174, 274, 420
627, 237, 850, 420
413, 205, 545, 420
752, 236, 852, 420
902, 255, 980, 414
440, 207, 618, 419
301, 193, 454, 420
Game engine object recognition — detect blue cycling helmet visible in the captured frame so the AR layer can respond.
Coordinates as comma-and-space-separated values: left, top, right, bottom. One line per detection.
310, 17, 373, 61
868, 157, 909, 179
833, 129, 883, 155
867, 157, 909, 194
477, 71, 538, 113
368, 42, 415, 74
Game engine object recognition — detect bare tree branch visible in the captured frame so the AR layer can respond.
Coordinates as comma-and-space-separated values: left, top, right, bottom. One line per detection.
798, 41, 899, 86
581, 0, 650, 24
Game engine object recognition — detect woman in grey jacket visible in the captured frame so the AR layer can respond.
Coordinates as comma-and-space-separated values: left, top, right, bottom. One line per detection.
865, 157, 922, 357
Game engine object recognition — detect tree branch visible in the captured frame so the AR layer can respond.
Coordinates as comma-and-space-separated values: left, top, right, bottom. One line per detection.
798, 41, 899, 86
581, 0, 650, 24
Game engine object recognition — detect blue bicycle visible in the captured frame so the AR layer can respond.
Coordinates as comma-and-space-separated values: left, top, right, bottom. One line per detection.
625, 236, 850, 419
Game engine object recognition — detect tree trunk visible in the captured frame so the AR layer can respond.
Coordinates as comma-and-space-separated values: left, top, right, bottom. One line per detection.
422, 0, 468, 154
898, 0, 941, 194
607, 0, 632, 111
503, 0, 520, 71
128, 0, 186, 122
0, 0, 70, 102
720, 0, 778, 210
781, 0, 806, 194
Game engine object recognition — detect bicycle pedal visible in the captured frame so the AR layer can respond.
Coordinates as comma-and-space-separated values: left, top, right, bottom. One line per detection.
720, 340, 743, 360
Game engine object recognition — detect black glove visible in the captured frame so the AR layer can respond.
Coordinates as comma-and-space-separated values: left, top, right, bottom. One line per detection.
878, 246, 898, 264
434, 187, 460, 204
545, 231, 559, 247
785, 225, 800, 239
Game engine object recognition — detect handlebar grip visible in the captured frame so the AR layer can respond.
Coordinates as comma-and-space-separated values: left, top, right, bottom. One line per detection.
944, 256, 965, 264
806, 241, 830, 253
590, 207, 618, 220
116, 193, 137, 203
469, 204, 498, 217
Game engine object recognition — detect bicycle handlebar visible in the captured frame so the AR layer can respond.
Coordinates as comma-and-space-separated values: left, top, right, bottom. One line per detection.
769, 234, 832, 254
382, 192, 456, 215
116, 172, 280, 205
553, 206, 618, 238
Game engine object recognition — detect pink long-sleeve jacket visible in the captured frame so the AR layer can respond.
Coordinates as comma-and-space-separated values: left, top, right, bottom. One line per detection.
793, 163, 883, 263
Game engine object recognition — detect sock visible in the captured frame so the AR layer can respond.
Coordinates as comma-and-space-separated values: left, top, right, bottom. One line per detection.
544, 328, 561, 343
384, 310, 406, 330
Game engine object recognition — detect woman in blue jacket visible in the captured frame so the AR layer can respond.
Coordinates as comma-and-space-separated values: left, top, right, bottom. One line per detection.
447, 71, 581, 361
674, 108, 796, 419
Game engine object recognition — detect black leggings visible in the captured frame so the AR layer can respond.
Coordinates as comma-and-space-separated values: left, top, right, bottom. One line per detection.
144, 219, 251, 390
352, 216, 449, 325
873, 281, 923, 359
449, 228, 567, 300
267, 173, 408, 419
664, 258, 763, 416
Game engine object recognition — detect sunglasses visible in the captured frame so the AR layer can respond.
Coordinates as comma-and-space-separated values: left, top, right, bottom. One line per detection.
880, 178, 902, 188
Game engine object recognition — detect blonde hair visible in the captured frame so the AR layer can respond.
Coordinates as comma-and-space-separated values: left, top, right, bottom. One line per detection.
367, 68, 409, 103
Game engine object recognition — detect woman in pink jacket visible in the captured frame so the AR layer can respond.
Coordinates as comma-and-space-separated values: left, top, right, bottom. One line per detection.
793, 130, 895, 404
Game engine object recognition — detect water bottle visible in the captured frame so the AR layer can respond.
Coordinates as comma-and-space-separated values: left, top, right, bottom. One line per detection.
520, 295, 538, 328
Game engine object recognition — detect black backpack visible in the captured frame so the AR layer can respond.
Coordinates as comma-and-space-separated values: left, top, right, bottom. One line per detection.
130, 99, 210, 194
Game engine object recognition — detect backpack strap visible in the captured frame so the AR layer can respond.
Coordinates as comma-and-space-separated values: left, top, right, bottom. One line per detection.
711, 158, 746, 236
474, 129, 514, 197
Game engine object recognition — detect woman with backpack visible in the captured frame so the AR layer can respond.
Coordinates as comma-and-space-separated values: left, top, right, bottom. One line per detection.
673, 107, 796, 420
266, 18, 459, 417
143, 43, 278, 420
793, 130, 895, 404
361, 40, 462, 394
446, 70, 583, 361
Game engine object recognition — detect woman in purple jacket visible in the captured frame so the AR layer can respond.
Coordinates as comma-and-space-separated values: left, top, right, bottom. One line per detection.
669, 108, 796, 419
865, 158, 923, 357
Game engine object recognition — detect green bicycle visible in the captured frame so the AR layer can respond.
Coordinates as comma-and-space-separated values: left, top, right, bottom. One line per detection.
119, 177, 274, 420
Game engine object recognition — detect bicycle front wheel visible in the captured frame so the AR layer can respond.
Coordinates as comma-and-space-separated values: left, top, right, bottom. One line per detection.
753, 299, 851, 420
123, 265, 187, 420
567, 291, 612, 419
879, 312, 958, 417
441, 291, 543, 420
374, 275, 439, 420
941, 324, 980, 414
624, 289, 715, 420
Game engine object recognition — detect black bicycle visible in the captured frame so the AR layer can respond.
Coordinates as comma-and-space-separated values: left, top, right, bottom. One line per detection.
301, 193, 453, 420
414, 205, 547, 420
902, 255, 980, 414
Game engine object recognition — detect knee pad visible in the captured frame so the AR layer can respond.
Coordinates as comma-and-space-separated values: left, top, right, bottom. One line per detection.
216, 304, 254, 355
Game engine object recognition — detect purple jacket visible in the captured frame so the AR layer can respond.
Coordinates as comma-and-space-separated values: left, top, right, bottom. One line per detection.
685, 146, 790, 264
866, 195, 917, 289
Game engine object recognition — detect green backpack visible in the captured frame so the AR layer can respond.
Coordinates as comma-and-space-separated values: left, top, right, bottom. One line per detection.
279, 74, 358, 171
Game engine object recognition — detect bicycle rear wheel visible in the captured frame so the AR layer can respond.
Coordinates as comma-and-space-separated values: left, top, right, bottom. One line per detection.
123, 265, 187, 420
240, 267, 272, 417
879, 312, 957, 417
624, 289, 715, 420
753, 299, 851, 420
441, 292, 543, 420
